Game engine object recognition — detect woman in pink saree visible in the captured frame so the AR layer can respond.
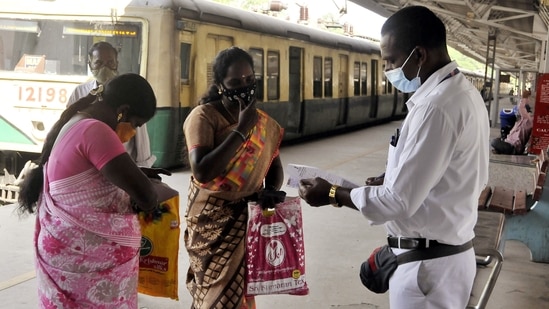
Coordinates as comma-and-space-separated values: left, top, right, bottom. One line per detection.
18, 73, 159, 308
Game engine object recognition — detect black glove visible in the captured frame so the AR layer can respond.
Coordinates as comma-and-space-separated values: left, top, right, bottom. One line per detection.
140, 167, 172, 180
257, 190, 286, 210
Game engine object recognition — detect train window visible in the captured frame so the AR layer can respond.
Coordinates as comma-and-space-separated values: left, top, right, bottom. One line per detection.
361, 62, 367, 95
249, 48, 264, 102
353, 62, 360, 96
324, 57, 333, 97
180, 43, 191, 84
267, 51, 279, 100
313, 56, 322, 98
0, 18, 142, 76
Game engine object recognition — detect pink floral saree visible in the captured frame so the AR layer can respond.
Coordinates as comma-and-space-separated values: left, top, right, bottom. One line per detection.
35, 165, 141, 308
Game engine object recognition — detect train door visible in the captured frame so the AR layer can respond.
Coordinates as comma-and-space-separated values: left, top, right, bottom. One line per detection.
338, 54, 349, 125
370, 59, 379, 118
287, 46, 303, 133
179, 31, 194, 109
177, 31, 194, 166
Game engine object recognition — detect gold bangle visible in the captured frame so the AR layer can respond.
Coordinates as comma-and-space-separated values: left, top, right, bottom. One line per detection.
231, 129, 247, 142
328, 184, 341, 208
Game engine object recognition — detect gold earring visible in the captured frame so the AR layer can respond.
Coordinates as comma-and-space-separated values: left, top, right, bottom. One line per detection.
117, 113, 122, 122
218, 88, 222, 95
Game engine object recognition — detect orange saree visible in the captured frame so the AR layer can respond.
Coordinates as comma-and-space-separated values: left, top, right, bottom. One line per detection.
183, 106, 283, 309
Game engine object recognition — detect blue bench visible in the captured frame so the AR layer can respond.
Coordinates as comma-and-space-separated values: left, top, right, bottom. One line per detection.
504, 150, 549, 262
483, 148, 549, 263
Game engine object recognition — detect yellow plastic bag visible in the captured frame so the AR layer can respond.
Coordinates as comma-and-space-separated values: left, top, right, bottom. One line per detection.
138, 180, 180, 300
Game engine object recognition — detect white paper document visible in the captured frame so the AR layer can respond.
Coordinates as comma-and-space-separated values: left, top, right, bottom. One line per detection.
286, 164, 360, 189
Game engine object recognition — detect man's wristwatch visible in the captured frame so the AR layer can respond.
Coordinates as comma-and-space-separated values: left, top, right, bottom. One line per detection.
328, 184, 342, 208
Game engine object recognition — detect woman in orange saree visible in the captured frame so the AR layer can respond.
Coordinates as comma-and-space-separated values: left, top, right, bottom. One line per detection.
183, 47, 284, 309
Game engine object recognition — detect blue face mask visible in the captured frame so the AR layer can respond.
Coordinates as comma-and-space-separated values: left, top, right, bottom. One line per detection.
384, 48, 421, 93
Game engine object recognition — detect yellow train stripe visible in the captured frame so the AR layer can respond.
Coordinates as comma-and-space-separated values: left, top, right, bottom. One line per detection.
0, 270, 36, 291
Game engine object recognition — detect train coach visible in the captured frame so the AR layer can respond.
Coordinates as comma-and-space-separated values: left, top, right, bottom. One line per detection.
0, 0, 409, 172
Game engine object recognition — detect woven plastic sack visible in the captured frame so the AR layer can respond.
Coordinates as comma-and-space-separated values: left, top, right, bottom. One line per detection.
246, 196, 309, 296
137, 180, 180, 300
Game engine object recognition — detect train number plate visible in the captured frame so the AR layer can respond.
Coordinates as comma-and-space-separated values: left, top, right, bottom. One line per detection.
3, 80, 77, 108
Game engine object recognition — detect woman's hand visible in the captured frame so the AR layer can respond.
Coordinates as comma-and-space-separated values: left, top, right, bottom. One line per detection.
236, 97, 258, 134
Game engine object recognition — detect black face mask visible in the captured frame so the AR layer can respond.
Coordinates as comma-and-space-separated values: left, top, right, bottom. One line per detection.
222, 82, 257, 106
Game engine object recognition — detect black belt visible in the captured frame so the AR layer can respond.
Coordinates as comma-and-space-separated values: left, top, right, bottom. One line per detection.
387, 237, 444, 249
387, 237, 474, 264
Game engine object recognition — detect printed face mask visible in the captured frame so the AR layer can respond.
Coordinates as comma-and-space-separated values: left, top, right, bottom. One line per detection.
116, 122, 137, 143
384, 48, 421, 93
222, 82, 257, 106
92, 67, 118, 84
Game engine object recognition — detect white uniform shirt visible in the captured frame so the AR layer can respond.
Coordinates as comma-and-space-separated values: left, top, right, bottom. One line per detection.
67, 80, 97, 106
350, 61, 490, 245
67, 79, 156, 167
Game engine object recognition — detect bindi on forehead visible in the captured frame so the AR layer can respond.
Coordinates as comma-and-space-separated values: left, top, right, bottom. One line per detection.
223, 74, 255, 90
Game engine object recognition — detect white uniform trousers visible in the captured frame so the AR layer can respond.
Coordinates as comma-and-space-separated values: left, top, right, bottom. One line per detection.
389, 247, 475, 309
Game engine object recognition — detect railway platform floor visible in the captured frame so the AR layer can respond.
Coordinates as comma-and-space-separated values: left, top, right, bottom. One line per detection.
1, 120, 549, 309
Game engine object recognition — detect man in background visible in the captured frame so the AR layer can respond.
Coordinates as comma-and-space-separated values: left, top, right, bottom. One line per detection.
491, 89, 533, 155
68, 41, 156, 167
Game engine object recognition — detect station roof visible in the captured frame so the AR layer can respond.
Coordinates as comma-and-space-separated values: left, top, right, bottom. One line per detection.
353, 0, 549, 71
